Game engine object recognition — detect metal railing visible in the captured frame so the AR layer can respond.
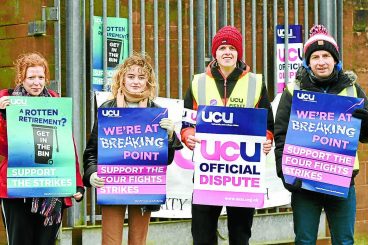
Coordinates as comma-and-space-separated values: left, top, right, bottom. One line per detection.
62, 0, 344, 227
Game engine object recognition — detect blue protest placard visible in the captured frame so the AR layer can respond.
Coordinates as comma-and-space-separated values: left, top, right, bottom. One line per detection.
283, 91, 363, 197
97, 107, 168, 205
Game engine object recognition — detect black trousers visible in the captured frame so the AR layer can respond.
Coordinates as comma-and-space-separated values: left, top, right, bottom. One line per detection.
1, 198, 62, 245
191, 203, 255, 245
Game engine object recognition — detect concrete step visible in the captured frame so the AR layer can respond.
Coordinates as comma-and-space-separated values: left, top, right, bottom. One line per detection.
58, 212, 328, 244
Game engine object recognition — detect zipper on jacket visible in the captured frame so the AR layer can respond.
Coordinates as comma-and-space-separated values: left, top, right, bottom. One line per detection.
224, 78, 228, 106
217, 68, 228, 106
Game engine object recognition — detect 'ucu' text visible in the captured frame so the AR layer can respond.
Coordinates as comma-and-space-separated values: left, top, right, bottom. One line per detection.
229, 98, 244, 103
277, 28, 295, 39
297, 92, 316, 102
201, 140, 261, 162
11, 98, 27, 106
201, 111, 234, 124
102, 109, 120, 117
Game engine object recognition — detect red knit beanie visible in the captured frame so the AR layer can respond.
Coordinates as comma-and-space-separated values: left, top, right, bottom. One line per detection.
211, 26, 243, 60
304, 24, 339, 65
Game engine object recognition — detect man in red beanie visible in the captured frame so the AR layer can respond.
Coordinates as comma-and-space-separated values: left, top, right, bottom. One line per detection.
181, 26, 274, 245
275, 24, 368, 244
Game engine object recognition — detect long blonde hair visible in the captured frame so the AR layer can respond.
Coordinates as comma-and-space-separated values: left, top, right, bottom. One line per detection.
13, 52, 50, 86
111, 52, 156, 99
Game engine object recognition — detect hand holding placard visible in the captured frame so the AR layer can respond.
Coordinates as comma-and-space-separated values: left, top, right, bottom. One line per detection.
90, 172, 104, 188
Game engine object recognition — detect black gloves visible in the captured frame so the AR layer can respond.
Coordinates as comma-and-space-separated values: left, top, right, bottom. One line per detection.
76, 187, 85, 202
352, 108, 368, 122
353, 108, 368, 141
281, 175, 302, 192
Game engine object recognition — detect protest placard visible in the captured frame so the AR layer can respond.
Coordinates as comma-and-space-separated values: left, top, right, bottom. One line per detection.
276, 25, 303, 93
97, 107, 168, 204
193, 105, 267, 208
6, 97, 76, 197
92, 16, 129, 91
283, 91, 363, 197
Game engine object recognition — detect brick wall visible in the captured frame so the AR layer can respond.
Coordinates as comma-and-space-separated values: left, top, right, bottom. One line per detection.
0, 0, 55, 89
344, 1, 368, 243
0, 1, 55, 244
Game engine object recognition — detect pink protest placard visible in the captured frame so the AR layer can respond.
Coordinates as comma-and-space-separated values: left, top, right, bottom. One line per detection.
193, 106, 267, 208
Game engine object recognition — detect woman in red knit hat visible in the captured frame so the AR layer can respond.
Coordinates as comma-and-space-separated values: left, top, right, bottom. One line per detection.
181, 26, 274, 245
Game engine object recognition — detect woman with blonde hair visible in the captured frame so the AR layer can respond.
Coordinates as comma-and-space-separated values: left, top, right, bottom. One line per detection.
83, 52, 182, 245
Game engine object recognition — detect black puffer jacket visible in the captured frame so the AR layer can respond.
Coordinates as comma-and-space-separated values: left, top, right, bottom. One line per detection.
274, 66, 368, 191
83, 98, 183, 210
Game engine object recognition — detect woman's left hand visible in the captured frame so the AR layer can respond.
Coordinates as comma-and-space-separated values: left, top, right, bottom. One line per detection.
159, 118, 175, 140
263, 139, 272, 155
73, 192, 83, 201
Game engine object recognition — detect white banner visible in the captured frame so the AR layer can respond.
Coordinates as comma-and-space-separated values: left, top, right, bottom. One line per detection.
94, 94, 291, 217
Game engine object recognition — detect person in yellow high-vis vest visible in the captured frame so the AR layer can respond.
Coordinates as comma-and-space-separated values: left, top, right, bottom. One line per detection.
274, 25, 368, 245
181, 26, 274, 245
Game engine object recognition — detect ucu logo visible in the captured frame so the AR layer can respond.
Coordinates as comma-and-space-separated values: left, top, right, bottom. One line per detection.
230, 98, 244, 103
10, 98, 27, 105
102, 109, 120, 117
277, 28, 295, 38
201, 140, 261, 162
202, 111, 234, 124
297, 92, 315, 102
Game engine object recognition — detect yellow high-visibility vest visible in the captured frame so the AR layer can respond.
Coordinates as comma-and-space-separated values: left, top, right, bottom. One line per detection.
191, 72, 263, 108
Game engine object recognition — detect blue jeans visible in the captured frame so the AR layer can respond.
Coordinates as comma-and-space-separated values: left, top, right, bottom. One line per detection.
291, 186, 356, 245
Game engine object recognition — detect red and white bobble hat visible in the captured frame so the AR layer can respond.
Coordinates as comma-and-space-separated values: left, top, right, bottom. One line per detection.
304, 24, 339, 65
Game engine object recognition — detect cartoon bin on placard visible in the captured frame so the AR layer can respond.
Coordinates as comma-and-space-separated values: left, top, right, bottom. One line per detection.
32, 124, 59, 165
107, 38, 123, 68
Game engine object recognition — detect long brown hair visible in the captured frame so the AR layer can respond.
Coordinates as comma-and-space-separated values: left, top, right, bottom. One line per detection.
111, 52, 156, 99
